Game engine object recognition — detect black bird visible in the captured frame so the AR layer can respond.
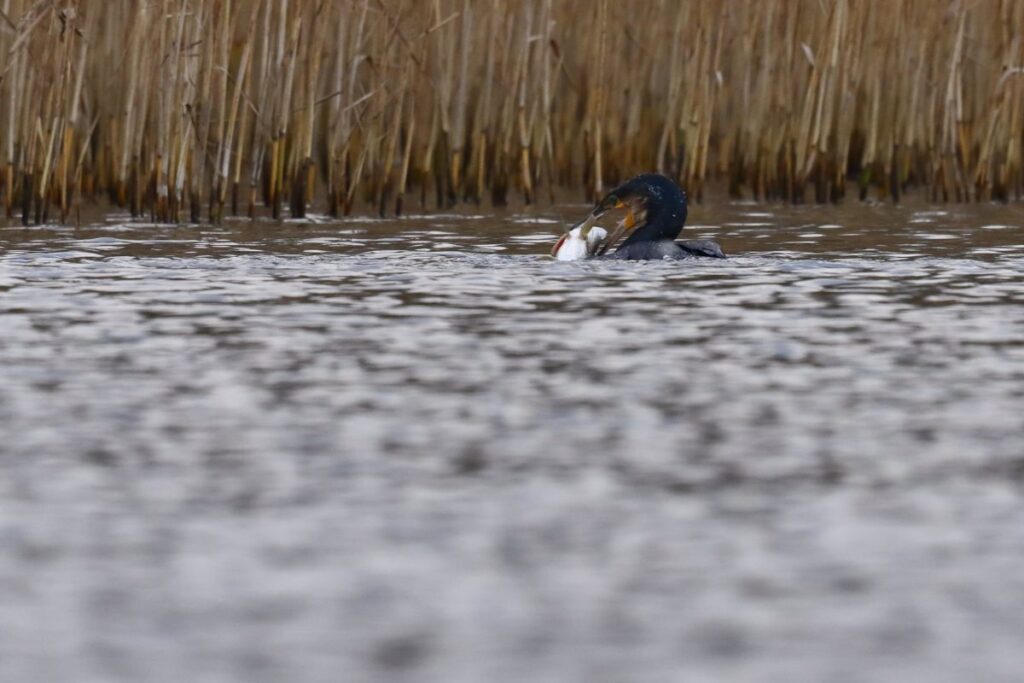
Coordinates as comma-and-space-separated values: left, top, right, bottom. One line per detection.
592, 173, 725, 260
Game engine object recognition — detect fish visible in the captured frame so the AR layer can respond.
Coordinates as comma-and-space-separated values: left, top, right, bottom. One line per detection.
550, 212, 608, 261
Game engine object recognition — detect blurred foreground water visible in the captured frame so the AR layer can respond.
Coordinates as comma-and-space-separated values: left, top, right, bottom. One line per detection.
2, 201, 1024, 682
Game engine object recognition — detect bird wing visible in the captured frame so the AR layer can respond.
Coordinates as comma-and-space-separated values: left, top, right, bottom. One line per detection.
676, 239, 726, 258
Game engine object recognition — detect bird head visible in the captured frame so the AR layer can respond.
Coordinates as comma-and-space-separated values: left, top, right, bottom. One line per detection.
592, 173, 688, 245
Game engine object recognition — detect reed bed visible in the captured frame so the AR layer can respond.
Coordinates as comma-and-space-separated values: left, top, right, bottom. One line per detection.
1, 0, 1023, 224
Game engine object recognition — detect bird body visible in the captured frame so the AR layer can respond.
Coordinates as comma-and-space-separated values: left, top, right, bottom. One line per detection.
607, 238, 726, 260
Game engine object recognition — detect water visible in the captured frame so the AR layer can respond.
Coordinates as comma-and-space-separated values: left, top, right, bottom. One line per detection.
2, 201, 1024, 682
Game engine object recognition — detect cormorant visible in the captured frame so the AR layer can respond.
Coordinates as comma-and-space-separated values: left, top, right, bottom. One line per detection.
552, 173, 725, 261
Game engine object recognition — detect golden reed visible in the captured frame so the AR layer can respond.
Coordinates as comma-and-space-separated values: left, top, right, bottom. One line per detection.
1, 0, 1022, 224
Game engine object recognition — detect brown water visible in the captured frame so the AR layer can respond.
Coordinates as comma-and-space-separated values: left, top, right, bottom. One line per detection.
2, 202, 1024, 683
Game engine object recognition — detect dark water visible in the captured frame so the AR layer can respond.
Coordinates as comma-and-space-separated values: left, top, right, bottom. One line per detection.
3, 202, 1024, 682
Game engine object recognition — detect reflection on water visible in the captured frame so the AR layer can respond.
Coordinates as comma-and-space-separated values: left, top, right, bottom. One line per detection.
2, 202, 1024, 682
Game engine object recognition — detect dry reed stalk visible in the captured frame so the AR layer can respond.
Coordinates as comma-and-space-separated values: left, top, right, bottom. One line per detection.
217, 0, 258, 221
448, 0, 470, 199
2, 0, 20, 217
514, 0, 534, 204
5, 0, 1024, 227
588, 0, 608, 201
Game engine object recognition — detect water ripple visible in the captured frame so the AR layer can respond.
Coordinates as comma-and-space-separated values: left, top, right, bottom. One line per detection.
2, 203, 1024, 682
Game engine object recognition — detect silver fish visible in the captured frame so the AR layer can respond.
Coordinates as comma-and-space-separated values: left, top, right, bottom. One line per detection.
551, 212, 608, 261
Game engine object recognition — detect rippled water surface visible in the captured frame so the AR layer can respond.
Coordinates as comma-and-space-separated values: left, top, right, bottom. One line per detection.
3, 201, 1024, 682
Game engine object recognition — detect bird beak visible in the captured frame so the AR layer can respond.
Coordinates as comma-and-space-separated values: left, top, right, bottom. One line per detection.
591, 198, 643, 256
596, 220, 628, 256
592, 191, 620, 216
